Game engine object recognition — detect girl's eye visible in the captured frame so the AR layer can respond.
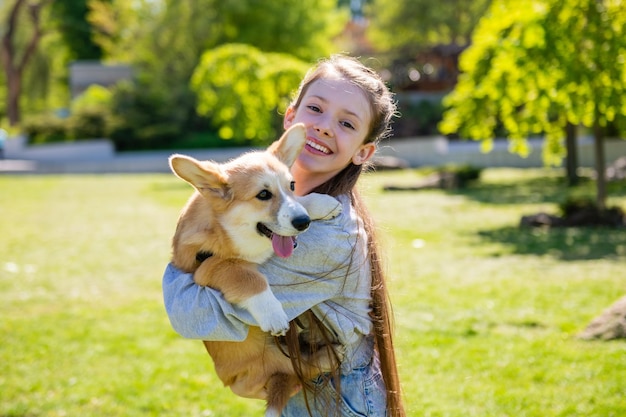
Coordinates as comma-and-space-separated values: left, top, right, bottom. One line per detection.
341, 121, 355, 130
307, 105, 321, 113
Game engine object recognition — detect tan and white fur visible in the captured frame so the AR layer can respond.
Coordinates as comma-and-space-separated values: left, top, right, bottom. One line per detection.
169, 123, 342, 417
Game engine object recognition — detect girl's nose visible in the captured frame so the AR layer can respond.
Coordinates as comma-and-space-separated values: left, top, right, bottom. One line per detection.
314, 118, 333, 137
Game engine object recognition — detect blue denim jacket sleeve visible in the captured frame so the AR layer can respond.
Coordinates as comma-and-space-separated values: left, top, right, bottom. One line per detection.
162, 262, 255, 341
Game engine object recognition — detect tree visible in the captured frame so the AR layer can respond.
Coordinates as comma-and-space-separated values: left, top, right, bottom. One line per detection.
368, 0, 491, 52
1, 0, 52, 127
50, 0, 103, 61
191, 44, 309, 145
212, 0, 345, 62
440, 0, 626, 211
88, 0, 343, 93
87, 0, 345, 147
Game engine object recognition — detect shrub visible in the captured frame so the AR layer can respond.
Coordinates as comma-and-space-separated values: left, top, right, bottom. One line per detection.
394, 98, 445, 137
559, 195, 597, 218
71, 85, 113, 113
107, 81, 188, 151
191, 44, 308, 146
67, 108, 111, 139
450, 164, 482, 185
22, 114, 68, 144
559, 195, 626, 227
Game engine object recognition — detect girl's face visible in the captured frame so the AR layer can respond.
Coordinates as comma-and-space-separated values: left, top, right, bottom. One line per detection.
284, 76, 376, 193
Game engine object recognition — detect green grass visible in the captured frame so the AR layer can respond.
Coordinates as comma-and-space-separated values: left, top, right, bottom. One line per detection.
1, 168, 625, 416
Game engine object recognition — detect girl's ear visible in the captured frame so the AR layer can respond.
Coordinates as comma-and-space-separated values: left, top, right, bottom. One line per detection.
352, 142, 376, 166
283, 106, 295, 129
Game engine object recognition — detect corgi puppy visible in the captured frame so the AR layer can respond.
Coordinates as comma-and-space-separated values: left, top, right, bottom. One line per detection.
169, 123, 342, 417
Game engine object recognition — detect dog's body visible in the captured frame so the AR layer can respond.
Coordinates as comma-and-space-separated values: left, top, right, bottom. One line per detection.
169, 124, 342, 417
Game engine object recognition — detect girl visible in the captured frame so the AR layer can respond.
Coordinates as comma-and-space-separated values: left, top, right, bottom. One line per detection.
163, 55, 405, 417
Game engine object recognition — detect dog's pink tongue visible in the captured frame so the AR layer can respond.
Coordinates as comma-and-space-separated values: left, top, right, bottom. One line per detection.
272, 234, 295, 258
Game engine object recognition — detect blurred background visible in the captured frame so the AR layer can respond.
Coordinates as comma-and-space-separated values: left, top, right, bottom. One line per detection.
1, 0, 490, 150
1, 0, 625, 205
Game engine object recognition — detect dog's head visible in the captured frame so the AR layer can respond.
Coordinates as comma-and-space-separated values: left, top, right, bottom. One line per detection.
169, 123, 311, 261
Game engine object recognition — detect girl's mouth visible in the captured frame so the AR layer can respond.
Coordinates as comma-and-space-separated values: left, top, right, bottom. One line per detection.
305, 139, 331, 155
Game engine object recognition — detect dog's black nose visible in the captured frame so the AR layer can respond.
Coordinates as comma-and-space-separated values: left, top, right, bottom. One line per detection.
292, 215, 311, 231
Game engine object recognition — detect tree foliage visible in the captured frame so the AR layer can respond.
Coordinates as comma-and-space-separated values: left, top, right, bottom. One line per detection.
191, 44, 309, 145
441, 0, 625, 160
83, 0, 345, 147
368, 0, 491, 51
87, 0, 145, 62
212, 0, 345, 62
51, 0, 103, 60
88, 0, 343, 82
440, 0, 626, 208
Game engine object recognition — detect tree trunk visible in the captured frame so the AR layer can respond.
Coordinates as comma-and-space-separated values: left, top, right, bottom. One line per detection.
593, 121, 607, 211
1, 0, 49, 127
5, 67, 21, 127
565, 122, 579, 186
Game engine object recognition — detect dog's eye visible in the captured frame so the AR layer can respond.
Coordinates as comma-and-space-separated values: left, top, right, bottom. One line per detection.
290, 181, 295, 191
257, 190, 272, 201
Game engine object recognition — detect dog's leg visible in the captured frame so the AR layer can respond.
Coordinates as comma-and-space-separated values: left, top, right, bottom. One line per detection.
240, 289, 289, 336
228, 370, 269, 401
264, 373, 300, 417
195, 257, 289, 336
297, 193, 342, 220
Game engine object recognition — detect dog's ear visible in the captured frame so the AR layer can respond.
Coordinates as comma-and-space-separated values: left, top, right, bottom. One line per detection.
169, 154, 231, 199
268, 123, 307, 167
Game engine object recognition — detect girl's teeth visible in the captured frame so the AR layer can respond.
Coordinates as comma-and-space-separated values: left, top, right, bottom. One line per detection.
307, 140, 330, 154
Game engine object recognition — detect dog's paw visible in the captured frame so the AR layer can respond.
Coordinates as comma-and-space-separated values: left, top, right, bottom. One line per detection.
313, 196, 342, 220
240, 289, 290, 336
258, 311, 290, 336
297, 193, 342, 221
322, 198, 342, 220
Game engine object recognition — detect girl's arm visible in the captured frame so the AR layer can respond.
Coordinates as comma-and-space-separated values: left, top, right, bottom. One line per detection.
162, 262, 254, 340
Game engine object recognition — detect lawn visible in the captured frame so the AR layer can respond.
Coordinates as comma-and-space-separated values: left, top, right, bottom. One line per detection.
1, 168, 625, 417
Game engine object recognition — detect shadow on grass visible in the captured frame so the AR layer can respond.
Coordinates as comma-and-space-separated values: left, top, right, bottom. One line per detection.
454, 175, 626, 206
478, 225, 626, 260
451, 173, 626, 260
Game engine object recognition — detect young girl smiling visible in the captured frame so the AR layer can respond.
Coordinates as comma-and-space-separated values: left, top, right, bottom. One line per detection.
163, 55, 405, 417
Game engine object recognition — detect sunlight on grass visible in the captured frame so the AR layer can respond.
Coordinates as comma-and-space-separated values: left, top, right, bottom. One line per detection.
1, 169, 625, 416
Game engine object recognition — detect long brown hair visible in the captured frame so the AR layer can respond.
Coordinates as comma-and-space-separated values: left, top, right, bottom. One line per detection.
285, 55, 405, 417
